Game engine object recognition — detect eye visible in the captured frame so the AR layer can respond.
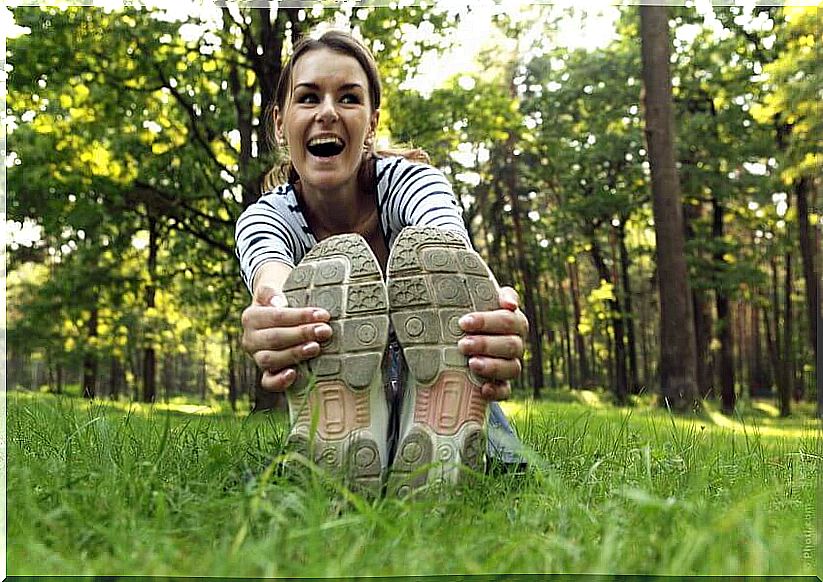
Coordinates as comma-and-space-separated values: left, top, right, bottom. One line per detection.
295, 92, 319, 104
340, 93, 362, 104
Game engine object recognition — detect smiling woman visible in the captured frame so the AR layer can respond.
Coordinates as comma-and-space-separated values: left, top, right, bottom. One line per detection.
234, 28, 530, 496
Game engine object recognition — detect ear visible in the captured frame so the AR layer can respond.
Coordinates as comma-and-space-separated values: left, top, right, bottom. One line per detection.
273, 106, 284, 145
369, 109, 380, 137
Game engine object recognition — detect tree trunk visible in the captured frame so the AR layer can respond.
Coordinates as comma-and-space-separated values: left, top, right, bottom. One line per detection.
711, 197, 736, 414
109, 356, 121, 400
143, 217, 158, 403
769, 257, 782, 396
693, 290, 714, 398
200, 338, 208, 402
780, 250, 793, 417
749, 295, 769, 395
763, 306, 780, 398
82, 306, 98, 399
568, 261, 590, 388
499, 152, 544, 396
559, 277, 574, 389
617, 222, 640, 393
818, 287, 822, 418
228, 332, 238, 411
589, 234, 628, 405
795, 176, 819, 363
684, 194, 711, 399
640, 4, 700, 412
540, 276, 558, 391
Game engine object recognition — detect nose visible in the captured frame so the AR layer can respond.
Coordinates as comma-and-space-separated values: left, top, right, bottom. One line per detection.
315, 95, 339, 124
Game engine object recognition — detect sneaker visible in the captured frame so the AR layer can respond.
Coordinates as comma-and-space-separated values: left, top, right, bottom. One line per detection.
281, 233, 390, 492
385, 226, 500, 495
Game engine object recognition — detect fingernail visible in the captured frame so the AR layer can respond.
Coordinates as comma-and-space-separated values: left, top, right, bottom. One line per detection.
312, 309, 330, 321
468, 356, 484, 373
270, 294, 288, 308
314, 324, 332, 340
459, 314, 477, 329
302, 342, 320, 356
458, 338, 476, 352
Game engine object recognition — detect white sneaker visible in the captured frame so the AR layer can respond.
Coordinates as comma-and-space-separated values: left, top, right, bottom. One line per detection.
385, 226, 499, 495
281, 233, 390, 493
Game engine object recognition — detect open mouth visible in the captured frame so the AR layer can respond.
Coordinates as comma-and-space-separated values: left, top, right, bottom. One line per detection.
307, 136, 345, 158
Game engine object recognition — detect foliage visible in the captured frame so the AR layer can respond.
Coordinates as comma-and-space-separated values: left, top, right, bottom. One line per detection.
5, 3, 818, 407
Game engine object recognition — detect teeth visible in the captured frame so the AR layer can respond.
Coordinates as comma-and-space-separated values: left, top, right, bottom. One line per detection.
308, 136, 344, 147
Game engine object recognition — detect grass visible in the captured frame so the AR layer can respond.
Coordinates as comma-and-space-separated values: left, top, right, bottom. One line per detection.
5, 389, 821, 578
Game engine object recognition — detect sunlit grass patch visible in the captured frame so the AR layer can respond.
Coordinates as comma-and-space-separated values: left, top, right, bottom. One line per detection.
6, 390, 818, 577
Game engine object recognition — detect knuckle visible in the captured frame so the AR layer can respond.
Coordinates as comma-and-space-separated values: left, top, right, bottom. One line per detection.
258, 351, 279, 371
303, 324, 318, 342
271, 375, 288, 392
507, 337, 521, 359
512, 337, 525, 358
241, 306, 253, 328
290, 345, 307, 364
254, 352, 269, 369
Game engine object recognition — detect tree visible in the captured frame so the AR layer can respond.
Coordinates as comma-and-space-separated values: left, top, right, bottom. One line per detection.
639, 5, 701, 412
7, 4, 463, 407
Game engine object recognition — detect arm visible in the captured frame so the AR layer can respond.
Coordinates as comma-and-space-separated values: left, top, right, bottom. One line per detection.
235, 193, 330, 391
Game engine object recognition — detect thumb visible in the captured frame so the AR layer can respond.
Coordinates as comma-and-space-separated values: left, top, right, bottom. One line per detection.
498, 286, 520, 312
253, 285, 288, 308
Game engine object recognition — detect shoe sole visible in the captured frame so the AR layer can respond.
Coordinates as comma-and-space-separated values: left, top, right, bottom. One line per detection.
281, 234, 390, 492
386, 226, 499, 495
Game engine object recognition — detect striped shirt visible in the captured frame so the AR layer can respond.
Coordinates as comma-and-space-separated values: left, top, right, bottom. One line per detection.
235, 156, 469, 293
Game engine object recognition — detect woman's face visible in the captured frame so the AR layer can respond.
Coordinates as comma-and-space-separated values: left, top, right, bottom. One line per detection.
275, 47, 379, 198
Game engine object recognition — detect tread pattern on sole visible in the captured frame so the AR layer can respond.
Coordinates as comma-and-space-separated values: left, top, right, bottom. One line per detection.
281, 234, 390, 491
385, 226, 496, 494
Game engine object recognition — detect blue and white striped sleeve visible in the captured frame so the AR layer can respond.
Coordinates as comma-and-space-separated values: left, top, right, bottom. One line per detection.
234, 191, 300, 294
378, 157, 470, 243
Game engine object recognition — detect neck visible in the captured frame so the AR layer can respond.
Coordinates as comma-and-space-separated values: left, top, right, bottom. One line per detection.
297, 181, 376, 239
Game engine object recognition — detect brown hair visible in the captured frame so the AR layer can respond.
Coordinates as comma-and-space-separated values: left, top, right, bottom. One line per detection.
262, 28, 429, 192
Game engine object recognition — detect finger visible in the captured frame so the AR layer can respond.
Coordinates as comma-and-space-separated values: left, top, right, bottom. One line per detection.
480, 380, 511, 401
260, 367, 297, 392
498, 286, 520, 311
459, 309, 528, 337
253, 341, 322, 373
244, 322, 333, 354
241, 303, 330, 333
458, 334, 524, 360
467, 355, 522, 382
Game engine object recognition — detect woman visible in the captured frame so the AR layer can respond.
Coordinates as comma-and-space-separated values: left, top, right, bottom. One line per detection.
236, 28, 528, 494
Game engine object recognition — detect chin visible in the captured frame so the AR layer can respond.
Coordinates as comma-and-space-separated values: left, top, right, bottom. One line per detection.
299, 159, 360, 191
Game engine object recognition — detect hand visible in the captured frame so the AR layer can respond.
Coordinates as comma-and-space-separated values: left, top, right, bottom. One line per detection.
457, 286, 528, 401
240, 285, 332, 392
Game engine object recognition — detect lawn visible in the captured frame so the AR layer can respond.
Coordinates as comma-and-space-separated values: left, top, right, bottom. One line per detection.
5, 390, 821, 577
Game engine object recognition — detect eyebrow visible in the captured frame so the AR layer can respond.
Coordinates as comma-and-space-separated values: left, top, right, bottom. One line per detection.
293, 82, 364, 91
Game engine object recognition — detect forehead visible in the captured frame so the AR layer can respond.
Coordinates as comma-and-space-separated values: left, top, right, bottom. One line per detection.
292, 47, 370, 89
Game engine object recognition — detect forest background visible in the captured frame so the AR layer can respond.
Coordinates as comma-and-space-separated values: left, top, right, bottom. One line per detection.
4, 0, 821, 418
